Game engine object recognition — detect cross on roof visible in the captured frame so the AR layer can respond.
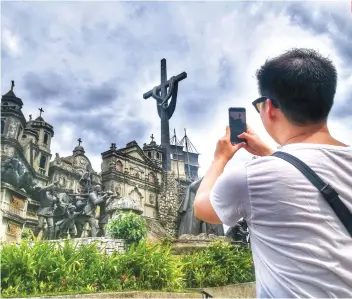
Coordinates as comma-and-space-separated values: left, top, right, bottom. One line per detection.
150, 134, 155, 142
11, 80, 15, 91
77, 138, 82, 146
29, 114, 32, 121
38, 107, 44, 117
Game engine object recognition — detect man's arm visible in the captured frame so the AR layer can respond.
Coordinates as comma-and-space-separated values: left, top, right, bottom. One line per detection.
194, 127, 244, 224
194, 159, 227, 224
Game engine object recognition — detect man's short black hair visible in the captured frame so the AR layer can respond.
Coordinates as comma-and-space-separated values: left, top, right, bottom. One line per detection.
256, 48, 337, 125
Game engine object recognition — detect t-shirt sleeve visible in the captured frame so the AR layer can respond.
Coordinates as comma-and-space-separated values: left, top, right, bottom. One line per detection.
209, 165, 250, 227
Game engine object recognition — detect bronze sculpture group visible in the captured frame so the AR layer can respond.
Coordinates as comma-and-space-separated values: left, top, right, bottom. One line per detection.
1, 157, 116, 240
34, 174, 116, 240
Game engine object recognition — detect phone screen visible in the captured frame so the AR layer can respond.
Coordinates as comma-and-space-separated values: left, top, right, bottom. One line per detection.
229, 108, 246, 144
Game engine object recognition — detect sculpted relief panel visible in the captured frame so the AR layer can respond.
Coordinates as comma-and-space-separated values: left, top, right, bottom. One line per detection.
73, 156, 89, 170
1, 144, 15, 157
6, 118, 18, 139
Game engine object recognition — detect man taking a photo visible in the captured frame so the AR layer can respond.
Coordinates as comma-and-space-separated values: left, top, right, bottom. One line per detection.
194, 48, 352, 298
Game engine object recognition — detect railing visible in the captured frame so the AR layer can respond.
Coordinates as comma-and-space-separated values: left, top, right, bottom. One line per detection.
1, 202, 25, 218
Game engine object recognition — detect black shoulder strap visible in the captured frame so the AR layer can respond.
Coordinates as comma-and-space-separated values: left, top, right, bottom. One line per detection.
272, 151, 352, 237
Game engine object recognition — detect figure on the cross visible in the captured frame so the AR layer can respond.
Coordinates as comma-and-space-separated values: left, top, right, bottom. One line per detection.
143, 59, 187, 170
38, 107, 44, 117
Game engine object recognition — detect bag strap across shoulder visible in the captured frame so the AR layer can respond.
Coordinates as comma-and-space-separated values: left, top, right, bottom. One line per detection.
272, 151, 352, 237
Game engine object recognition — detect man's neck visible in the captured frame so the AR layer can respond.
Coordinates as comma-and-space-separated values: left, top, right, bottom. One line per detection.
279, 123, 346, 147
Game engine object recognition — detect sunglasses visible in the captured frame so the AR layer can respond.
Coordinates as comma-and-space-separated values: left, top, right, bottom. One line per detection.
252, 96, 279, 113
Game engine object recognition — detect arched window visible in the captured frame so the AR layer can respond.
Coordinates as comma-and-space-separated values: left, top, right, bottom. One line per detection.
43, 132, 49, 145
116, 160, 123, 172
129, 188, 142, 206
148, 172, 155, 183
149, 194, 155, 204
39, 155, 47, 169
156, 152, 160, 159
22, 135, 27, 139
1, 119, 5, 134
148, 152, 152, 158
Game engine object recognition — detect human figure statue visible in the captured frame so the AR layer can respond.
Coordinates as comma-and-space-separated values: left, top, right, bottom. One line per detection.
143, 59, 187, 171
178, 178, 224, 237
97, 190, 114, 237
33, 181, 59, 240
79, 166, 93, 193
226, 218, 249, 243
53, 192, 77, 239
75, 185, 108, 238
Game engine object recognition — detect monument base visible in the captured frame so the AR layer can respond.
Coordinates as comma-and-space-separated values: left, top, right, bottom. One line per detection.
26, 237, 126, 255
171, 233, 243, 255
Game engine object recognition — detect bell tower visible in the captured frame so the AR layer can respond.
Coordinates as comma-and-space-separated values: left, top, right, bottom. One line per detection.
1, 81, 26, 144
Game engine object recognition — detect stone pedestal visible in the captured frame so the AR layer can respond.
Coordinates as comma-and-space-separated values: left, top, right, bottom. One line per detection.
171, 233, 242, 255
157, 171, 181, 237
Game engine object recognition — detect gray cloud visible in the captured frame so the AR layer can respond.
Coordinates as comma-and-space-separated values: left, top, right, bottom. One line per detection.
284, 2, 352, 64
2, 1, 352, 171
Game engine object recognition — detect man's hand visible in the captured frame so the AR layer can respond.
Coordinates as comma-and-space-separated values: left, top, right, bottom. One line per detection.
214, 126, 245, 163
194, 126, 244, 224
238, 127, 274, 156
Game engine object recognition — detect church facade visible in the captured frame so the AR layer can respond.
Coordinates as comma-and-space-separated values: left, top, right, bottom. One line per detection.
0, 82, 199, 242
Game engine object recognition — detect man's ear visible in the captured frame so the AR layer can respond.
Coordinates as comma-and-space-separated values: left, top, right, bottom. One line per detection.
266, 98, 276, 121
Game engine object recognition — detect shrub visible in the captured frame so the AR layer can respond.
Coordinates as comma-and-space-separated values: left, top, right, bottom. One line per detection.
106, 212, 148, 245
107, 241, 185, 291
182, 240, 255, 288
1, 239, 185, 297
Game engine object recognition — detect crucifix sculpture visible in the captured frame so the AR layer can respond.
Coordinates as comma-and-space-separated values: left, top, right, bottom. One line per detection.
38, 107, 44, 117
143, 59, 187, 170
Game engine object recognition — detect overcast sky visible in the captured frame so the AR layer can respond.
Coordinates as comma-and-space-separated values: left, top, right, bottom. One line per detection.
2, 1, 351, 175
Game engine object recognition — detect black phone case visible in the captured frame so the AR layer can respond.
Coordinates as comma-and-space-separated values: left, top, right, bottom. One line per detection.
229, 108, 246, 144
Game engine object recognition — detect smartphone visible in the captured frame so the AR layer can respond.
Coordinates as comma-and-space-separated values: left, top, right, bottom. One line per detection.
229, 107, 246, 144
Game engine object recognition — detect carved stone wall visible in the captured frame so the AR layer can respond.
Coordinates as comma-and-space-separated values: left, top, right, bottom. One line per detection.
157, 171, 182, 237
25, 238, 127, 255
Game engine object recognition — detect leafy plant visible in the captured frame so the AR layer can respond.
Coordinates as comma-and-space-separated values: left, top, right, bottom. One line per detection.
109, 241, 185, 291
182, 240, 255, 288
106, 212, 148, 245
20, 228, 34, 241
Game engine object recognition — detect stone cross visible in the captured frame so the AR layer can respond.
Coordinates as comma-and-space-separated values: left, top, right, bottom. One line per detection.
143, 59, 187, 170
78, 138, 82, 146
150, 134, 155, 142
38, 107, 44, 117
11, 80, 15, 91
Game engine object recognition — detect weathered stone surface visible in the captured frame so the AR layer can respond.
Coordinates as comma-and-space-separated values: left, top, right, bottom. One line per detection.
203, 282, 256, 298
171, 234, 243, 255
157, 171, 181, 237
28, 237, 126, 255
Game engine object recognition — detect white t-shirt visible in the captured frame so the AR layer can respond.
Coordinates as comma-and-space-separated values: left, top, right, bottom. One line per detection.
210, 143, 352, 298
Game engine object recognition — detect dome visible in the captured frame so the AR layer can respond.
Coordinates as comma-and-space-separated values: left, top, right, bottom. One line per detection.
74, 145, 84, 151
73, 138, 85, 155
1, 81, 23, 107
